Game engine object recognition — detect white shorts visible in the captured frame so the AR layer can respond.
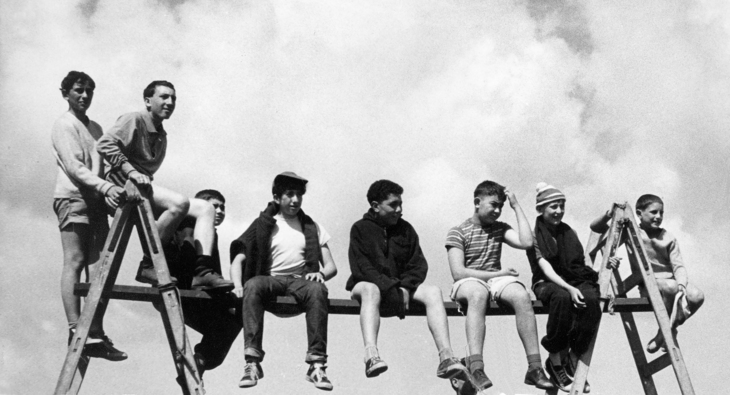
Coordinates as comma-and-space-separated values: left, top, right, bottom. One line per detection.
449, 276, 524, 313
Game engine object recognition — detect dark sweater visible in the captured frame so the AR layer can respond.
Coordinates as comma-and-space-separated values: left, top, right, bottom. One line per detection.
346, 210, 428, 295
526, 216, 598, 287
230, 202, 321, 285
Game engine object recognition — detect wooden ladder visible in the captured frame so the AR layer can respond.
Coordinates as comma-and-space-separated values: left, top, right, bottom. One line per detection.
54, 181, 204, 395
548, 202, 694, 395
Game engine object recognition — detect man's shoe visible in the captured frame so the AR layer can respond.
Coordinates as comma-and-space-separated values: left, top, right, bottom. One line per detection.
136, 256, 177, 286
524, 366, 555, 390
83, 335, 128, 361
563, 355, 590, 393
436, 357, 469, 379
238, 361, 263, 388
469, 368, 493, 391
546, 359, 572, 392
365, 356, 388, 378
191, 271, 234, 293
306, 364, 333, 391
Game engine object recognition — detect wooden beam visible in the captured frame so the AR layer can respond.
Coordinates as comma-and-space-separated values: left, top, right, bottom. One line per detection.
74, 283, 653, 316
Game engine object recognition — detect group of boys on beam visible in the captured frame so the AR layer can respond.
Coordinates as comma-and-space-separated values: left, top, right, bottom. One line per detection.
52, 71, 704, 393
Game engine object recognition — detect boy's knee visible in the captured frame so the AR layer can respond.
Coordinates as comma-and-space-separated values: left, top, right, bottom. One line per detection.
357, 282, 381, 303
417, 284, 442, 304
657, 279, 679, 296
243, 276, 269, 295
465, 287, 489, 308
687, 286, 705, 307
305, 280, 328, 297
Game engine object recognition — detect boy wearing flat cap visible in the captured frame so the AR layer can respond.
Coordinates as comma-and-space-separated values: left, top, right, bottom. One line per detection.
230, 172, 338, 391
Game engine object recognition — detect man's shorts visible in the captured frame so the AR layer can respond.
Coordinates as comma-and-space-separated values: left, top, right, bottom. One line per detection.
449, 276, 525, 314
53, 197, 109, 230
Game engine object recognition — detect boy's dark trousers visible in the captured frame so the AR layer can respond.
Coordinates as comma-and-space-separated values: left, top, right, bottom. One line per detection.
242, 275, 328, 363
182, 298, 242, 370
533, 280, 601, 355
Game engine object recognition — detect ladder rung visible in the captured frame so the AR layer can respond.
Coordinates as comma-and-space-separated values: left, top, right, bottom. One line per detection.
646, 353, 672, 375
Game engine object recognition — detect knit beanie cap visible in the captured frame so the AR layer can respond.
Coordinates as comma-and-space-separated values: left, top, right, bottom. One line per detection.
535, 182, 565, 209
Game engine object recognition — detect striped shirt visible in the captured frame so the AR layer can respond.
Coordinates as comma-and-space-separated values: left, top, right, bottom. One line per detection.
445, 219, 512, 272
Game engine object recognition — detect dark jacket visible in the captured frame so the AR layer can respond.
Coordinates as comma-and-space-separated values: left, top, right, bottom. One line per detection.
346, 210, 428, 296
526, 216, 598, 287
230, 202, 322, 285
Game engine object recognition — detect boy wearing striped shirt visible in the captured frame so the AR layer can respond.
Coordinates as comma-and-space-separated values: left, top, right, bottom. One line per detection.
446, 180, 553, 392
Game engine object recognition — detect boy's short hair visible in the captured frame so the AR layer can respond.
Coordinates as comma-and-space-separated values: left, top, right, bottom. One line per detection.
143, 80, 175, 99
367, 180, 403, 204
272, 172, 308, 198
195, 189, 225, 203
636, 194, 664, 210
474, 180, 506, 201
60, 71, 95, 93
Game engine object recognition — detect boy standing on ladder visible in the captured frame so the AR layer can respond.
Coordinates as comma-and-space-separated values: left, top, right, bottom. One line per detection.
96, 80, 233, 292
346, 179, 468, 380
52, 71, 127, 361
446, 180, 553, 392
230, 172, 338, 391
591, 194, 704, 354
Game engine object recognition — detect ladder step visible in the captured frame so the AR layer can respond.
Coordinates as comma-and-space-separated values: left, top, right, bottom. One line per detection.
646, 353, 672, 375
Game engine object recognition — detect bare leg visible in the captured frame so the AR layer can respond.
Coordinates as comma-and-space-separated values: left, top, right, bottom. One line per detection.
187, 198, 215, 256
351, 282, 381, 348
454, 281, 489, 355
60, 223, 89, 328
497, 282, 541, 356
413, 284, 454, 358
60, 222, 109, 336
150, 185, 190, 244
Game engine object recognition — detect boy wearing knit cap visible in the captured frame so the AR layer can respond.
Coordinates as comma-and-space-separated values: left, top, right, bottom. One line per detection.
591, 194, 704, 354
446, 180, 553, 391
528, 182, 618, 392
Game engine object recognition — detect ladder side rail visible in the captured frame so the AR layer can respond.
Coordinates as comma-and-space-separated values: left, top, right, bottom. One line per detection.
609, 233, 660, 395
569, 204, 624, 395
54, 203, 136, 395
135, 196, 204, 394
623, 208, 695, 394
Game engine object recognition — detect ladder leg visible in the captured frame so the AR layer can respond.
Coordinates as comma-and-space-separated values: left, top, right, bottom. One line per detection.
136, 199, 204, 394
54, 203, 136, 395
624, 215, 695, 395
619, 312, 659, 395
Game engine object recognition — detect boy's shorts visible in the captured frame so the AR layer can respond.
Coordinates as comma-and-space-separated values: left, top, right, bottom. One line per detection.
53, 198, 109, 230
449, 276, 524, 314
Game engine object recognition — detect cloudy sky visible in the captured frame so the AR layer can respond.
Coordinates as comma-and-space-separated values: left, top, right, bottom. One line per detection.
1, 0, 727, 393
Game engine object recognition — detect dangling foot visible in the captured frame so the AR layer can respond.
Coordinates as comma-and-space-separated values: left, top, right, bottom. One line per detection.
306, 363, 333, 391
646, 330, 667, 354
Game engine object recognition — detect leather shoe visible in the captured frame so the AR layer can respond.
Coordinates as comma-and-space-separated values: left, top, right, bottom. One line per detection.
525, 366, 555, 390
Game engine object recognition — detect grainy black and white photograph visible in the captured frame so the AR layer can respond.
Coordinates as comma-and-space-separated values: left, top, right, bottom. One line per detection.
1, 1, 727, 394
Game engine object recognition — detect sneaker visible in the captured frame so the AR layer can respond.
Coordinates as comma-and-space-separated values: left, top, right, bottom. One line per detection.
469, 368, 493, 391
563, 355, 590, 393
238, 361, 263, 388
546, 359, 572, 392
306, 364, 333, 391
365, 356, 388, 378
83, 335, 128, 361
136, 255, 177, 286
436, 357, 469, 379
524, 366, 555, 390
191, 270, 234, 293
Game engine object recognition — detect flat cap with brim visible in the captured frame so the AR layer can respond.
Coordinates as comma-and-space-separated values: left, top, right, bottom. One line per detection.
274, 171, 308, 185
